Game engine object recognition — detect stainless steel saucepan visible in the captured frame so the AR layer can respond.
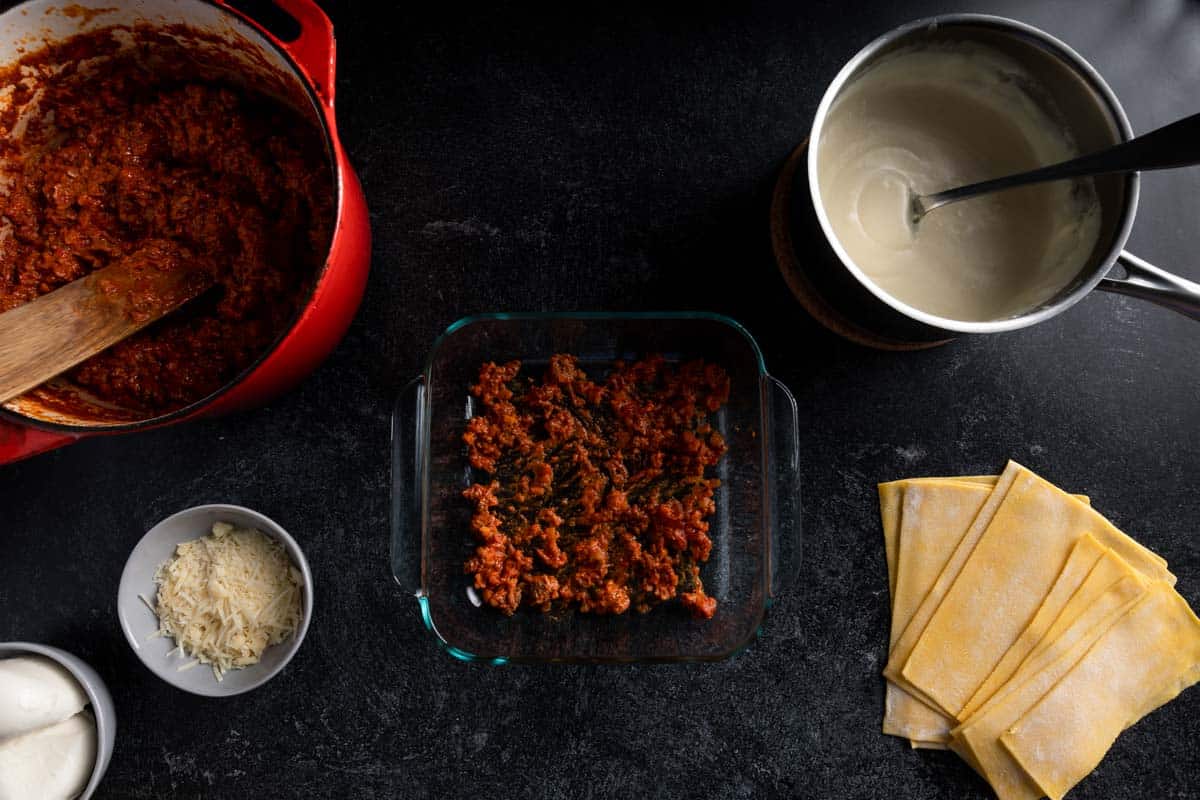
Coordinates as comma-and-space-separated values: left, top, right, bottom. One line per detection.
807, 13, 1200, 336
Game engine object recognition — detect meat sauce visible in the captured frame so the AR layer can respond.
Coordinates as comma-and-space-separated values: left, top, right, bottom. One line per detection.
463, 354, 730, 619
0, 28, 333, 413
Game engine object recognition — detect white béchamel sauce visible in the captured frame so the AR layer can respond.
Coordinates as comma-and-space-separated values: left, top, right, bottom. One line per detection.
816, 46, 1101, 322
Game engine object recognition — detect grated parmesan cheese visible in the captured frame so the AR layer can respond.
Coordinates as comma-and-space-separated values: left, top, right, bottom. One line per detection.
151, 521, 303, 681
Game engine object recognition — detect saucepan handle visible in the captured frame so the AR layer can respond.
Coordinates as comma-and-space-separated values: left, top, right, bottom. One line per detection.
390, 376, 427, 597
0, 417, 78, 465
765, 374, 802, 603
214, 0, 337, 108
1096, 251, 1200, 322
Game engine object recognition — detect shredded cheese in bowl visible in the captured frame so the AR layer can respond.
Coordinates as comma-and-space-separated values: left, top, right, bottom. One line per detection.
147, 521, 303, 681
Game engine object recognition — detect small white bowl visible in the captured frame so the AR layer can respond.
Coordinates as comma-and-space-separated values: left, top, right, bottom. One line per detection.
0, 641, 116, 799
117, 504, 313, 697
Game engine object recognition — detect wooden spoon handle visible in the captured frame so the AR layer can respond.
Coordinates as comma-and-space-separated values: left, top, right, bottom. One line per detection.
0, 250, 211, 404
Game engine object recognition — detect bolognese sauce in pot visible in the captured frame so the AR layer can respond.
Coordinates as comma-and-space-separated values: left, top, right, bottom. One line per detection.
0, 25, 334, 415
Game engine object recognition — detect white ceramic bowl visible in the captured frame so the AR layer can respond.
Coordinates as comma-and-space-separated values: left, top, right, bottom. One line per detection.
0, 641, 116, 798
117, 504, 313, 697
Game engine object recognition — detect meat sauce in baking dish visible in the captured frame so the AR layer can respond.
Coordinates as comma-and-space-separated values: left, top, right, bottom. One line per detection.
462, 354, 730, 619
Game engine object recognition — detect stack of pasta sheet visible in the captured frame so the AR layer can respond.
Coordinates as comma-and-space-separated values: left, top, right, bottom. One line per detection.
878, 460, 1200, 800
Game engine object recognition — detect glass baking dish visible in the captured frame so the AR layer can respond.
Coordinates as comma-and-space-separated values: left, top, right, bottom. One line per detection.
390, 312, 800, 663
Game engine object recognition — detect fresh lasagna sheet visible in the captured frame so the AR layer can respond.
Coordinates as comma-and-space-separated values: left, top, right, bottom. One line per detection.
877, 461, 1199, 800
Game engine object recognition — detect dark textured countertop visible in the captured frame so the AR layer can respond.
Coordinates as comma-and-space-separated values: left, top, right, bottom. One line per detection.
3, 1, 1200, 797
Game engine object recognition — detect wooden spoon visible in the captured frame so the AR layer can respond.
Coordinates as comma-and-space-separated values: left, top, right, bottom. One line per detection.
0, 246, 212, 404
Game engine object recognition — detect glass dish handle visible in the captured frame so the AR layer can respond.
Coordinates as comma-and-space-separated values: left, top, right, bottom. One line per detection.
390, 376, 427, 597
765, 374, 802, 602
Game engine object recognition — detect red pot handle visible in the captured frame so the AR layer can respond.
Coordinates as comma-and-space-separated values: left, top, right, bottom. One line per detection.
214, 0, 337, 107
0, 417, 79, 465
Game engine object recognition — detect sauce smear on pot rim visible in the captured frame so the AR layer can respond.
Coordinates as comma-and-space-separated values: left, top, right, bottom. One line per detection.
463, 354, 730, 620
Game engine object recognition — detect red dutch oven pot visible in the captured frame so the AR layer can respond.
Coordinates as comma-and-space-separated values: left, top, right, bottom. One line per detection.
0, 0, 370, 464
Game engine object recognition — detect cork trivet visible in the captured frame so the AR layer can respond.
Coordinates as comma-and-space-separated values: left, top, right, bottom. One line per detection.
770, 139, 952, 351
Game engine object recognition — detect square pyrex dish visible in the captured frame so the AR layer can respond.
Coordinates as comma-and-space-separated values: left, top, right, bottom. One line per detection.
390, 313, 800, 663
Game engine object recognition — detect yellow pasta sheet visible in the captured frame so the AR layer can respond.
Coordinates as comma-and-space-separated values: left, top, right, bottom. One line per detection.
880, 479, 994, 744
1001, 583, 1200, 800
879, 475, 1084, 746
879, 475, 997, 603
957, 532, 1105, 720
884, 465, 1031, 713
895, 461, 1173, 719
879, 482, 903, 605
949, 543, 1149, 799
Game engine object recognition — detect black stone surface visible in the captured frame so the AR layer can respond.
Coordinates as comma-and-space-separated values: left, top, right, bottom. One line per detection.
3, 1, 1200, 798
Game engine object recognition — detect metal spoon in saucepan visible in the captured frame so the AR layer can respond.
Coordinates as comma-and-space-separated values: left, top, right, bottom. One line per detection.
0, 243, 213, 404
910, 111, 1200, 226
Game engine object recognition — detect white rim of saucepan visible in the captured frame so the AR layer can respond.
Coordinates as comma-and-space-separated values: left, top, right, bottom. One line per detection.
806, 13, 1139, 334
117, 504, 314, 697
